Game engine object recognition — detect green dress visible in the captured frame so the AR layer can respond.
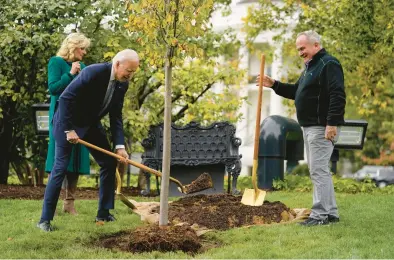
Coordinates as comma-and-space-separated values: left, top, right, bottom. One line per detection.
45, 56, 90, 174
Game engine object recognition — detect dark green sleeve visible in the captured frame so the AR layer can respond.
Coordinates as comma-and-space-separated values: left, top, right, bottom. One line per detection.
47, 57, 75, 95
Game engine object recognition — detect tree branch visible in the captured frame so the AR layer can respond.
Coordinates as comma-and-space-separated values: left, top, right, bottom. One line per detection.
92, 8, 108, 34
155, 9, 168, 45
172, 83, 213, 122
138, 81, 162, 108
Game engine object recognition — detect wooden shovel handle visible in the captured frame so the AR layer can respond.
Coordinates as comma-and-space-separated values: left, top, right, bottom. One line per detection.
77, 139, 185, 191
252, 54, 265, 192
254, 54, 265, 160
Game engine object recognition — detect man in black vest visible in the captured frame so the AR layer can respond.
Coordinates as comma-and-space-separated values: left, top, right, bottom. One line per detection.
259, 31, 346, 226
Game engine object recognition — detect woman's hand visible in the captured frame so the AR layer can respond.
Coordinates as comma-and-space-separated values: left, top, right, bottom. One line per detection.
70, 62, 81, 75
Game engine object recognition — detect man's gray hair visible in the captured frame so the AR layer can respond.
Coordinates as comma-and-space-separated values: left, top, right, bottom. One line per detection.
113, 49, 139, 63
297, 30, 323, 47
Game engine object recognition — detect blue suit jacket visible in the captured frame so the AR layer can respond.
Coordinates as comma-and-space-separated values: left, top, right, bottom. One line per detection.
53, 62, 128, 146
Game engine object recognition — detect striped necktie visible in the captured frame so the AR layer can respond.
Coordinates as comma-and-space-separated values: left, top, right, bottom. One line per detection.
99, 80, 116, 117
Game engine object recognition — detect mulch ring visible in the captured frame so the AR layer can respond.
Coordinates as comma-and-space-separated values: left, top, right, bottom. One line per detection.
96, 194, 307, 255
0, 184, 157, 200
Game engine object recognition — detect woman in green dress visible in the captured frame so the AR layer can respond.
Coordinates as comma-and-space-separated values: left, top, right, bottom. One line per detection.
45, 33, 91, 215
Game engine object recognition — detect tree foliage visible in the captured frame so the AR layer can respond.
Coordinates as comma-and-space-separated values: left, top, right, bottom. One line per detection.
0, 0, 89, 184
0, 0, 245, 184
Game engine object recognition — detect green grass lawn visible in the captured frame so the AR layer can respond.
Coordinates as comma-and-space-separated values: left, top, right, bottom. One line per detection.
1, 191, 394, 258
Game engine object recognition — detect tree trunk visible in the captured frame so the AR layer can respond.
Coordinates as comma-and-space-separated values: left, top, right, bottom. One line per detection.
159, 50, 173, 226
0, 108, 13, 184
35, 168, 45, 185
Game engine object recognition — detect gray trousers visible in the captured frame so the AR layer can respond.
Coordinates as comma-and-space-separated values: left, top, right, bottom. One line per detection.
303, 126, 338, 220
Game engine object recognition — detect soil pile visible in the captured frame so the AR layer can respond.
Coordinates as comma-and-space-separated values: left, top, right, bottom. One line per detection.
98, 225, 202, 254
97, 194, 298, 255
151, 194, 294, 230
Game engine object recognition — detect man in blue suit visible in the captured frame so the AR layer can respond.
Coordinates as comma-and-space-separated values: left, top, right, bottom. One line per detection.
37, 49, 139, 232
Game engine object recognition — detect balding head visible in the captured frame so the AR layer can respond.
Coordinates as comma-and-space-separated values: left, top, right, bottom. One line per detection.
113, 49, 140, 82
113, 49, 139, 64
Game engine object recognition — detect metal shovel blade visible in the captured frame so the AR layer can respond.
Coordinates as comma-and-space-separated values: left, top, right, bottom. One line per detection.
241, 188, 266, 206
117, 193, 137, 209
115, 169, 137, 209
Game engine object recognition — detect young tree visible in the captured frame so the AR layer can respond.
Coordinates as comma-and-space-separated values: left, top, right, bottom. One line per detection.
126, 0, 244, 225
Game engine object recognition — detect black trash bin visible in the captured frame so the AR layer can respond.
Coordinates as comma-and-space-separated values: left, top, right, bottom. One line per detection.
257, 115, 304, 189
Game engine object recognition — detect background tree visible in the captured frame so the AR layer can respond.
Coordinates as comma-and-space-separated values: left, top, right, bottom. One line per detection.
0, 0, 85, 184
0, 0, 139, 184
243, 0, 394, 167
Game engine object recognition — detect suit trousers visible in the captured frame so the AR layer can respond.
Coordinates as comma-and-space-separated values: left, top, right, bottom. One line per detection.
40, 124, 117, 222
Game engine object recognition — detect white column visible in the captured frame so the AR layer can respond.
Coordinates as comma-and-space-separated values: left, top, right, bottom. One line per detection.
269, 46, 286, 116
236, 45, 253, 176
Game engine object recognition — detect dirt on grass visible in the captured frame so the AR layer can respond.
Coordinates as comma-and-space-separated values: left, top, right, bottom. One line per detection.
0, 184, 156, 200
2, 184, 298, 255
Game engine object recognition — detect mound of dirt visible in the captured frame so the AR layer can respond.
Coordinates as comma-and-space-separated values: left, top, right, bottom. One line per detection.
152, 194, 294, 230
98, 225, 202, 254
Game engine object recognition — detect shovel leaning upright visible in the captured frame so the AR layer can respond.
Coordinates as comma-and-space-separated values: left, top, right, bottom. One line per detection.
241, 54, 267, 206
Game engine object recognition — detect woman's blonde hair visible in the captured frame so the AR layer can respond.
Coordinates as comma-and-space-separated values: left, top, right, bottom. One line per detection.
56, 33, 91, 61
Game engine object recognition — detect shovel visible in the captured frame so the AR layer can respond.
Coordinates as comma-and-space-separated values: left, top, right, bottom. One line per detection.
77, 139, 213, 194
115, 168, 137, 209
241, 54, 267, 206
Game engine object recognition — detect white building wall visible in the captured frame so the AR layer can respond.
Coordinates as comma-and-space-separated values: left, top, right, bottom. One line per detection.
211, 0, 292, 175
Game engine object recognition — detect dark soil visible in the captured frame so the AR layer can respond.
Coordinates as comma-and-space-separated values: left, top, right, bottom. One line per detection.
153, 194, 294, 230
97, 225, 204, 254
96, 194, 294, 254
0, 184, 157, 200
183, 172, 213, 194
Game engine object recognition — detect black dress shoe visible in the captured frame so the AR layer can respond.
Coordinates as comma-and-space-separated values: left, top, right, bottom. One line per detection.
328, 215, 340, 223
299, 217, 329, 226
37, 221, 54, 232
95, 214, 116, 222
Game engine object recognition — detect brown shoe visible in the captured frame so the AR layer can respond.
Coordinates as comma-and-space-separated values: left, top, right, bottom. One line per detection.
63, 200, 78, 215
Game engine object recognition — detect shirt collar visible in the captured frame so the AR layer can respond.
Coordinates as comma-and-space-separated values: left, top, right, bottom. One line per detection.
305, 48, 326, 67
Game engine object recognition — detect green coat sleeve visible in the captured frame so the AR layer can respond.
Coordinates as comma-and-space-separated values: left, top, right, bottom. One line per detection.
47, 57, 75, 95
